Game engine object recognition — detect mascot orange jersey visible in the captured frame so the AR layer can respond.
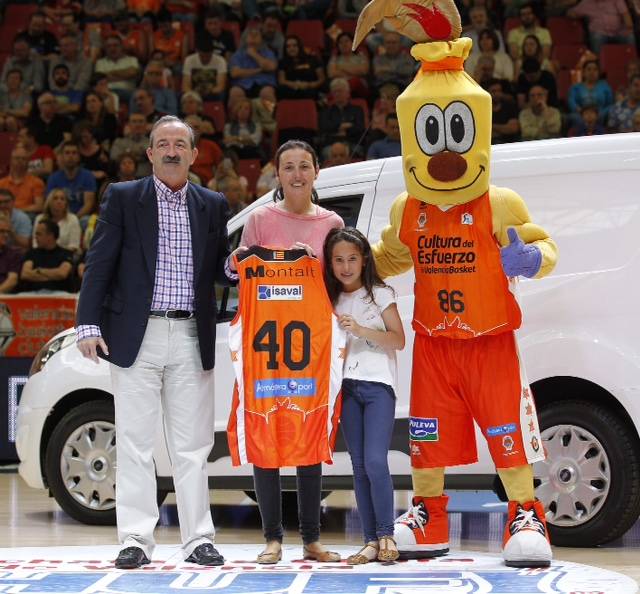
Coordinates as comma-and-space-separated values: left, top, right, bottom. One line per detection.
398, 193, 522, 339
227, 247, 346, 468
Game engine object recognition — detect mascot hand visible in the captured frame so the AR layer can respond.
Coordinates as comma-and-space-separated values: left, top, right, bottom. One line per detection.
500, 227, 542, 278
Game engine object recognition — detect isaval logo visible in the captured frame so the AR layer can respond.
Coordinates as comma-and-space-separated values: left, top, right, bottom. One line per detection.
409, 417, 439, 442
255, 378, 316, 398
257, 285, 303, 301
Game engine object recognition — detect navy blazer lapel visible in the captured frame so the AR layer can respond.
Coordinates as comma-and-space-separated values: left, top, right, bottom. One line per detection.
136, 176, 159, 279
187, 184, 207, 282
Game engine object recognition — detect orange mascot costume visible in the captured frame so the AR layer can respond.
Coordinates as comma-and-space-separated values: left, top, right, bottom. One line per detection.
353, 0, 558, 567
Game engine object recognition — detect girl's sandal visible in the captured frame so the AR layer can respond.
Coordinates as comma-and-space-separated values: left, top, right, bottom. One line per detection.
377, 536, 399, 562
346, 541, 379, 565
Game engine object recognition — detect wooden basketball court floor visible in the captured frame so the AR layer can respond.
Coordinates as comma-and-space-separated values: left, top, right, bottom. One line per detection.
1, 471, 638, 586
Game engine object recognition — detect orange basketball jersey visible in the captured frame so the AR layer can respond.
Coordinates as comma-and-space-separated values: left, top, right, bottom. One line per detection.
398, 193, 522, 339
227, 247, 346, 468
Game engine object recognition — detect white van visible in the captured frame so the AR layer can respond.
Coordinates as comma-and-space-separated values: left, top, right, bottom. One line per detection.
15, 133, 640, 548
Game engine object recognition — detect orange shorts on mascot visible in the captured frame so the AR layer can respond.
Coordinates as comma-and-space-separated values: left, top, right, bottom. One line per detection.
353, 0, 559, 567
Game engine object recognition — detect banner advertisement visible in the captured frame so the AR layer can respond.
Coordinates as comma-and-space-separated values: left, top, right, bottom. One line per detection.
0, 294, 78, 358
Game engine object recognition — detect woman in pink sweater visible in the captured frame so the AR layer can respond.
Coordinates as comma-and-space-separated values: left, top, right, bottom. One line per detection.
236, 140, 344, 564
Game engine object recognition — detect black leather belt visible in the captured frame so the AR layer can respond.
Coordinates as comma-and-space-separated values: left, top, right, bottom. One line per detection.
149, 309, 194, 319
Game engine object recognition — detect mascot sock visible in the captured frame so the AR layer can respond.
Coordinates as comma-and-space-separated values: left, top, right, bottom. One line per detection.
394, 467, 448, 558
498, 465, 551, 567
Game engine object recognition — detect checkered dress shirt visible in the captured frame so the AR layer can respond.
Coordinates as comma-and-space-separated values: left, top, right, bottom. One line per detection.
76, 176, 194, 341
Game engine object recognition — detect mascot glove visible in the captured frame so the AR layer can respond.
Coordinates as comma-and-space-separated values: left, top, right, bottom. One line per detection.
500, 227, 542, 278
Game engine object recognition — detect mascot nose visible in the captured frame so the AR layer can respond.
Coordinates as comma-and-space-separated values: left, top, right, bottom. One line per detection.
427, 152, 468, 182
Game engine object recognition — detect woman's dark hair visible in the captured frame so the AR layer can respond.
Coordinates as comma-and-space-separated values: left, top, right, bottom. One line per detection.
283, 34, 305, 61
322, 226, 391, 305
336, 31, 354, 49
522, 33, 542, 58
478, 28, 499, 52
272, 139, 320, 203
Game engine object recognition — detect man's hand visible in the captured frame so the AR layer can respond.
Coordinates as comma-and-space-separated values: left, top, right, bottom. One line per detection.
228, 246, 249, 272
77, 337, 109, 364
500, 227, 542, 278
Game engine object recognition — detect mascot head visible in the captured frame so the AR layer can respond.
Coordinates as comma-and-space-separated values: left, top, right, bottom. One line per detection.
399, 38, 491, 206
353, 0, 490, 206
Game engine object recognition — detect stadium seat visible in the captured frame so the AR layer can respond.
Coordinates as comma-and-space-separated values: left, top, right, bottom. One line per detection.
238, 158, 261, 199
335, 19, 357, 36
556, 68, 573, 104
275, 98, 318, 146
0, 132, 18, 176
552, 44, 587, 70
221, 21, 241, 47
286, 20, 325, 54
599, 43, 638, 93
202, 101, 226, 134
349, 97, 370, 129
503, 17, 520, 37
547, 17, 585, 45
0, 26, 15, 52
4, 3, 38, 31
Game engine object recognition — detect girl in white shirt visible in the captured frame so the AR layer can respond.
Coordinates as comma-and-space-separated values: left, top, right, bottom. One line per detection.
323, 227, 405, 564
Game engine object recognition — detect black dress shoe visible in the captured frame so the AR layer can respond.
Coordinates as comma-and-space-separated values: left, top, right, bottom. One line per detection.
115, 546, 150, 569
185, 543, 225, 566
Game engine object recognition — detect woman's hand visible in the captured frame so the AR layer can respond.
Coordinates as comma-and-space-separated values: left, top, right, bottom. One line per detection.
291, 241, 315, 257
339, 314, 363, 337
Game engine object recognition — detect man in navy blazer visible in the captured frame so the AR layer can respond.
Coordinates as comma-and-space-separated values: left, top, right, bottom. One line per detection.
76, 116, 233, 569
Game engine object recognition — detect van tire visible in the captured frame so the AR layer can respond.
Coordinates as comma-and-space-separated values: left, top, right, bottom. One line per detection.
534, 400, 640, 547
46, 401, 171, 525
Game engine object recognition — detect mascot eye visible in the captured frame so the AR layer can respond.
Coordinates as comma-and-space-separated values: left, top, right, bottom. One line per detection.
415, 104, 446, 155
444, 102, 475, 153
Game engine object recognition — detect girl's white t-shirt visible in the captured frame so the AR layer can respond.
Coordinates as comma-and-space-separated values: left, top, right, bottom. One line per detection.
335, 285, 398, 390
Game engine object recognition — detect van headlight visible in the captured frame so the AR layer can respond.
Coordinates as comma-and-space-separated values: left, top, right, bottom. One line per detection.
29, 331, 77, 376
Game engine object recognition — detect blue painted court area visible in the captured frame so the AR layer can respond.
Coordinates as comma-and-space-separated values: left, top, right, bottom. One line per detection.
447, 490, 506, 513
0, 545, 635, 594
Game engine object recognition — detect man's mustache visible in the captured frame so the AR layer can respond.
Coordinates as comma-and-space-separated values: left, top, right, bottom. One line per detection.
162, 156, 181, 164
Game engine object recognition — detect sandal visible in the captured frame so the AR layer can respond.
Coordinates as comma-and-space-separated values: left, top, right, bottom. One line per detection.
347, 541, 379, 565
377, 535, 399, 562
302, 542, 341, 562
257, 541, 282, 564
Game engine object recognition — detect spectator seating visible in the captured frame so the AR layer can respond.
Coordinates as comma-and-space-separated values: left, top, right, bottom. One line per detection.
335, 19, 357, 36
286, 20, 325, 54
350, 97, 370, 128
222, 21, 241, 47
556, 68, 573, 104
503, 16, 521, 37
0, 132, 18, 176
599, 43, 638, 92
275, 98, 318, 146
238, 158, 261, 199
4, 3, 38, 32
202, 101, 226, 134
552, 44, 588, 70
547, 16, 586, 45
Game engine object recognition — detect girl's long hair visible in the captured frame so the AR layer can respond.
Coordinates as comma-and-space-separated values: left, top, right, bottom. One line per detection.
323, 226, 391, 305
272, 139, 319, 204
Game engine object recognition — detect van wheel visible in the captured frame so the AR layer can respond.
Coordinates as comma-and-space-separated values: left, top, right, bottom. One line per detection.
45, 401, 170, 525
533, 400, 640, 546
46, 401, 117, 525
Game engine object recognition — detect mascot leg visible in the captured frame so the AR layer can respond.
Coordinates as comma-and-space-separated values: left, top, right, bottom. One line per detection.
394, 467, 449, 559
499, 465, 552, 567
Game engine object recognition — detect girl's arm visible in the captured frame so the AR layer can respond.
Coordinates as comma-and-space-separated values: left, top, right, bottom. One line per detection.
339, 302, 405, 350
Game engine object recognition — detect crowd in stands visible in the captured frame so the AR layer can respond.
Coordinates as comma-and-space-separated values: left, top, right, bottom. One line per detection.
0, 0, 638, 295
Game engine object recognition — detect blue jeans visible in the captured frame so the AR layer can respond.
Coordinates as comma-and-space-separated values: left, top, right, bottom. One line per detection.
340, 378, 395, 543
